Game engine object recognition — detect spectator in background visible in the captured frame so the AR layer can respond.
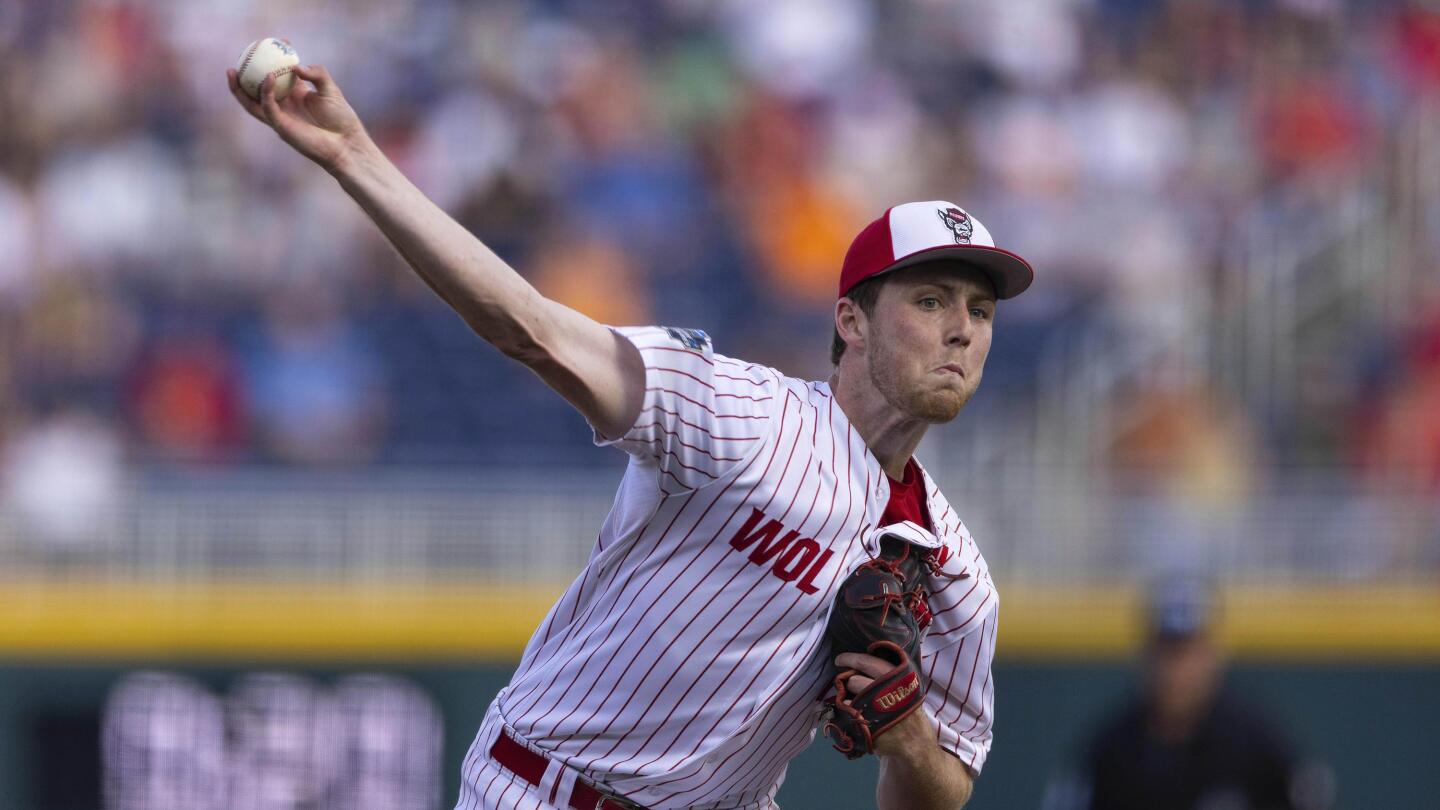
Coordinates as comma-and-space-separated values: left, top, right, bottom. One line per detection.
528, 229, 652, 327
240, 285, 385, 466
0, 0, 1431, 474
8, 276, 139, 420
1107, 358, 1259, 573
1045, 579, 1333, 810
1, 402, 126, 560
126, 324, 246, 463
1357, 286, 1440, 492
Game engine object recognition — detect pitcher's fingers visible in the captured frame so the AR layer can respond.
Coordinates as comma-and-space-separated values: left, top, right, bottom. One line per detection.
227, 69, 267, 122
842, 674, 875, 694
834, 652, 892, 678
259, 74, 286, 127
276, 89, 306, 117
289, 79, 313, 106
293, 63, 336, 94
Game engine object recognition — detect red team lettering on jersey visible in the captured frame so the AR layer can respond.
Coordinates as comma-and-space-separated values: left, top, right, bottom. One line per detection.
455, 326, 999, 810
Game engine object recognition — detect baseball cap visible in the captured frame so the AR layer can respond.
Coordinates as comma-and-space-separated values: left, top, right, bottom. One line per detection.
1147, 576, 1215, 640
838, 201, 1034, 300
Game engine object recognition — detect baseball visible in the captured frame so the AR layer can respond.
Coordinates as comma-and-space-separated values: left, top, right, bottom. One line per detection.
236, 38, 300, 101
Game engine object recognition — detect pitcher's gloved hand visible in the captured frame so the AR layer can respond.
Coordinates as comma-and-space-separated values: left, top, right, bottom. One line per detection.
822, 534, 935, 759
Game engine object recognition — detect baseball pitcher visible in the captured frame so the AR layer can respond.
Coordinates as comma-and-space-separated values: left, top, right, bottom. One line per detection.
229, 61, 1033, 810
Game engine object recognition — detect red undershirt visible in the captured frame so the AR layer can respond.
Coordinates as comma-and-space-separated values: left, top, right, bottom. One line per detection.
880, 458, 933, 531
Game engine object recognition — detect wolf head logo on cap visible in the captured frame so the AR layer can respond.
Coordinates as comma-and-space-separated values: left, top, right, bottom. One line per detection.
938, 207, 973, 244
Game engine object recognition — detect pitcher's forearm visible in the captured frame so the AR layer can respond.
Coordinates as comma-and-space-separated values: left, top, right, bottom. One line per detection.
878, 747, 973, 810
875, 711, 974, 810
331, 139, 549, 357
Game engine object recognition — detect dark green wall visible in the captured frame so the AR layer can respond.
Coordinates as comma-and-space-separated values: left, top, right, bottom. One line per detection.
0, 661, 1433, 809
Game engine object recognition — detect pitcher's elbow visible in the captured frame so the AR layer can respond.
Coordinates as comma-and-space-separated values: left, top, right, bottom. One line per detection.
495, 329, 548, 365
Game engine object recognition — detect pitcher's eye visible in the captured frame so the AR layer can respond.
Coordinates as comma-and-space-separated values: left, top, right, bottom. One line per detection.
919, 297, 941, 310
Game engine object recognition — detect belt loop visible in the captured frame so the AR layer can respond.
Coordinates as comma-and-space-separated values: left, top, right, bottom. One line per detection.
537, 757, 565, 806
550, 761, 579, 808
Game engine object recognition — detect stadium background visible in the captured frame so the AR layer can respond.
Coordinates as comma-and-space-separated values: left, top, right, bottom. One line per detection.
0, 0, 1437, 807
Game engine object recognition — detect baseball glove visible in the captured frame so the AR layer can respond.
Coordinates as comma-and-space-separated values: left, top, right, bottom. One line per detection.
822, 534, 936, 759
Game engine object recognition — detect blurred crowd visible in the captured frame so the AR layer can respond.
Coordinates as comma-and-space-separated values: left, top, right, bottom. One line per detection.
0, 0, 1438, 489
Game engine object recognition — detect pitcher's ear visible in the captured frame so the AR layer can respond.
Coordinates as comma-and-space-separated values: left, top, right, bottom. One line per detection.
836, 297, 868, 353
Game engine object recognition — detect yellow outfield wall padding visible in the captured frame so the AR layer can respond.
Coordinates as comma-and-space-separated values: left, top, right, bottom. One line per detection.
0, 580, 564, 661
0, 579, 1436, 661
993, 583, 1440, 660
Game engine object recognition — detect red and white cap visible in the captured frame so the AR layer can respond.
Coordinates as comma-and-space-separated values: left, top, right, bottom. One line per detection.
838, 201, 1034, 300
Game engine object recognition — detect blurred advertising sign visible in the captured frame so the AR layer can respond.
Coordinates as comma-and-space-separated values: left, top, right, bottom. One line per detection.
102, 671, 442, 810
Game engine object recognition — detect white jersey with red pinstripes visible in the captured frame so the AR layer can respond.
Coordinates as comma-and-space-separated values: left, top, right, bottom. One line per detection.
458, 326, 999, 810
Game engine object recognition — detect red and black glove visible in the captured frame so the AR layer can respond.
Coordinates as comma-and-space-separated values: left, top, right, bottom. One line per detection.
822, 535, 933, 759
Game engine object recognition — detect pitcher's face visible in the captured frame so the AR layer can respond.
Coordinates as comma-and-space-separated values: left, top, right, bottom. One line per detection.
862, 263, 996, 423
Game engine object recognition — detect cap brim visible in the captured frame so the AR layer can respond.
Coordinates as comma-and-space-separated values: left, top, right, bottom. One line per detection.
880, 245, 1034, 299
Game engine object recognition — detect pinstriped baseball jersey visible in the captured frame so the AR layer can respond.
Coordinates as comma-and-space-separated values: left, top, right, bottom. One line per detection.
458, 325, 999, 810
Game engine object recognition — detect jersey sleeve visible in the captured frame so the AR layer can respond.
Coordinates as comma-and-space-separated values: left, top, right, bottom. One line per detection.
921, 512, 999, 651
921, 604, 998, 774
593, 325, 778, 493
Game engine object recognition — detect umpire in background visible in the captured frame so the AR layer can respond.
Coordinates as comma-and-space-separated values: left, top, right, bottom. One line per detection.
1047, 579, 1334, 810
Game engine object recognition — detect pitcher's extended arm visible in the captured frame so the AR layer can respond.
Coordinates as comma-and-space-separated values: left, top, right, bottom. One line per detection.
227, 64, 644, 439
